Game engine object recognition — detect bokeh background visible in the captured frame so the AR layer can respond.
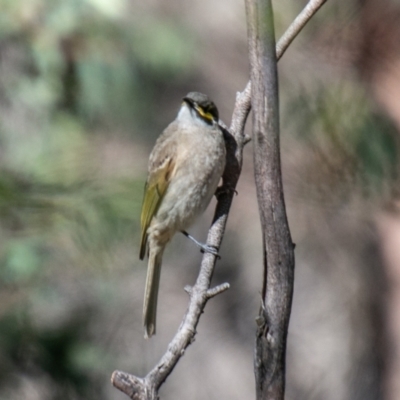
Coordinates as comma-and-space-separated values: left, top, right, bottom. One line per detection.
1, 0, 400, 399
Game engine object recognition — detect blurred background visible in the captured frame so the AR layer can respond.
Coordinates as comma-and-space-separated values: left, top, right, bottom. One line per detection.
0, 0, 400, 399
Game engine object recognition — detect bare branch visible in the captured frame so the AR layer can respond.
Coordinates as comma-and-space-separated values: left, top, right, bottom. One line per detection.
246, 0, 295, 396
111, 372, 147, 400
245, 0, 327, 399
112, 93, 247, 400
206, 283, 230, 299
276, 0, 327, 60
226, 0, 328, 132
111, 1, 327, 398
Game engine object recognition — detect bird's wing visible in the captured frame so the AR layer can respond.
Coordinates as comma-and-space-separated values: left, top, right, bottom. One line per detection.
139, 129, 178, 260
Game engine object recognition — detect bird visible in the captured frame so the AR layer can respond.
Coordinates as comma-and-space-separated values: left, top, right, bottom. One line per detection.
139, 92, 226, 338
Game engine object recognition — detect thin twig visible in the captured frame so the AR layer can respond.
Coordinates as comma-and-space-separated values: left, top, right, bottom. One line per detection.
219, 0, 328, 157
276, 0, 327, 60
206, 283, 231, 299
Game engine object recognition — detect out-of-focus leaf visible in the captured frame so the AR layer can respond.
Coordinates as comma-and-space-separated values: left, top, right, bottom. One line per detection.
2, 240, 42, 283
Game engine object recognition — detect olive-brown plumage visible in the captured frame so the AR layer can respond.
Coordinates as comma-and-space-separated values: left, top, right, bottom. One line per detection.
140, 92, 226, 338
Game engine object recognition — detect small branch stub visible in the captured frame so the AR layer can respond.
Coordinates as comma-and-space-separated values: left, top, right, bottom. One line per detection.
111, 371, 147, 400
206, 282, 230, 298
184, 285, 193, 295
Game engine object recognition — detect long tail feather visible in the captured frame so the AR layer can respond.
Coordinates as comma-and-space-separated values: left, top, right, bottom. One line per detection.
143, 247, 164, 338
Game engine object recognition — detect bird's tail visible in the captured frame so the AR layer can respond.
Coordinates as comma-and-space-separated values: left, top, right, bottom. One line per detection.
143, 247, 164, 338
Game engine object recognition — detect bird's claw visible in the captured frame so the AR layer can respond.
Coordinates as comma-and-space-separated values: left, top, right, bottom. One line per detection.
200, 245, 221, 259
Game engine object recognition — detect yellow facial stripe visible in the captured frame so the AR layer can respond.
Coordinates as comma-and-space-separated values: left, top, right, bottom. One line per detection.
195, 106, 213, 122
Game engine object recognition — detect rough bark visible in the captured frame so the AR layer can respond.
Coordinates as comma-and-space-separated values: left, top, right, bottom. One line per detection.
246, 0, 294, 398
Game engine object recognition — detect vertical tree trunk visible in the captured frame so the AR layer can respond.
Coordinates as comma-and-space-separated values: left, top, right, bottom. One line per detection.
245, 0, 295, 398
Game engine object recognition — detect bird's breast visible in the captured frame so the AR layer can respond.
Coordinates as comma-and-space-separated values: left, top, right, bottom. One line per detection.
155, 128, 225, 233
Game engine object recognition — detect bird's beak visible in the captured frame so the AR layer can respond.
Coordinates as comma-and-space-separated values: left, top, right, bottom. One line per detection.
182, 97, 194, 108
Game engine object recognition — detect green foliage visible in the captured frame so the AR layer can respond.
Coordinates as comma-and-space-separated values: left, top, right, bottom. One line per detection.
284, 83, 399, 196
2, 240, 42, 283
0, 0, 194, 128
0, 309, 110, 400
0, 0, 195, 398
355, 114, 398, 188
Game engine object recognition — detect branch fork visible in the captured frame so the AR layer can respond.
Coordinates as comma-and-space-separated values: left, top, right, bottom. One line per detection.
112, 1, 327, 398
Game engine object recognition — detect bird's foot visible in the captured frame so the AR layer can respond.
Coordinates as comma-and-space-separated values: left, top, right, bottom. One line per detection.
181, 231, 221, 259
200, 244, 220, 258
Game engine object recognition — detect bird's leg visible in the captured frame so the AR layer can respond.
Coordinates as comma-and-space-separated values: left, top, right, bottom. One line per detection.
215, 184, 238, 199
181, 231, 220, 259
